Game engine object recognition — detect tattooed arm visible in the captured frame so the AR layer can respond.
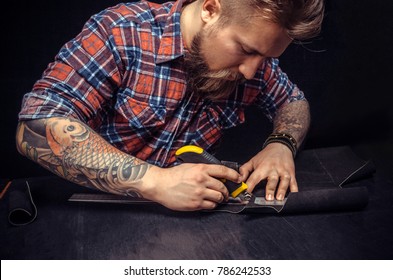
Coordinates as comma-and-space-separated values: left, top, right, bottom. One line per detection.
240, 100, 310, 200
16, 117, 238, 210
272, 99, 310, 147
16, 117, 151, 196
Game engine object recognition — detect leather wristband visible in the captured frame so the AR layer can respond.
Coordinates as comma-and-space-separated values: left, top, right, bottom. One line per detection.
263, 132, 298, 158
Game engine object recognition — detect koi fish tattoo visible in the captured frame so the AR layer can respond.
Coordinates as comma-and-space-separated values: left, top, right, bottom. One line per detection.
16, 117, 150, 197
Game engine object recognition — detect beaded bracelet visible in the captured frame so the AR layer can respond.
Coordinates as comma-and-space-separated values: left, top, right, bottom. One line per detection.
262, 132, 298, 158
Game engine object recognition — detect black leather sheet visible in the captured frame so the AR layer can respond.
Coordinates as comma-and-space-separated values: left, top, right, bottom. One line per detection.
1, 146, 392, 259
7, 181, 37, 226
216, 147, 374, 214
6, 146, 373, 221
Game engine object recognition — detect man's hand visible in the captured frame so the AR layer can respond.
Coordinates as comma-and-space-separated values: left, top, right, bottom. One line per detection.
239, 143, 298, 201
143, 163, 242, 211
240, 99, 310, 201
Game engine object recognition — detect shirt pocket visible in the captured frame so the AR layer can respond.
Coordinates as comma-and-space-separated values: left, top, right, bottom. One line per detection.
207, 104, 245, 130
115, 93, 167, 129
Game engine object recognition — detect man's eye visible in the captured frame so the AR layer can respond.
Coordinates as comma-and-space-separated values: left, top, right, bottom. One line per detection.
241, 46, 254, 55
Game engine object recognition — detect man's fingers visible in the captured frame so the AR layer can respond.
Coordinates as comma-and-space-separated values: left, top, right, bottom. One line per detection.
275, 172, 291, 200
206, 164, 241, 183
204, 188, 225, 203
244, 171, 262, 193
239, 162, 253, 182
265, 173, 279, 200
289, 176, 299, 193
193, 163, 298, 204
186, 197, 218, 211
193, 186, 225, 210
199, 200, 218, 210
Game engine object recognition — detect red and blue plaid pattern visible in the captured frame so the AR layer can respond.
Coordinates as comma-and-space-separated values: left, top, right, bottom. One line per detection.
19, 0, 305, 167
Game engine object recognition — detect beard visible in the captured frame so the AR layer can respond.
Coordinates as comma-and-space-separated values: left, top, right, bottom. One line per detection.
183, 28, 246, 100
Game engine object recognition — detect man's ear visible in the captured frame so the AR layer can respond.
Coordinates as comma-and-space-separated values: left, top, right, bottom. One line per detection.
200, 0, 222, 24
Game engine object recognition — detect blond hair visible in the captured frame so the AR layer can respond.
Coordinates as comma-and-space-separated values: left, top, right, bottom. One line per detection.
219, 0, 325, 40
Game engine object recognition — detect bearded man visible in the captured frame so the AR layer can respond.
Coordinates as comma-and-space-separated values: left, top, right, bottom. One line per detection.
16, 0, 324, 211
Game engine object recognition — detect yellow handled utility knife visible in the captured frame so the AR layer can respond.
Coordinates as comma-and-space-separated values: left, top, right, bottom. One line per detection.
175, 145, 252, 201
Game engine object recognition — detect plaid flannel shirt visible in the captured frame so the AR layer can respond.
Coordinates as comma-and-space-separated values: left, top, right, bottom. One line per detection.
18, 0, 306, 167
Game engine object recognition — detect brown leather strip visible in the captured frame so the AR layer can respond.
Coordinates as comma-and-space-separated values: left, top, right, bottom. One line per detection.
0, 180, 12, 200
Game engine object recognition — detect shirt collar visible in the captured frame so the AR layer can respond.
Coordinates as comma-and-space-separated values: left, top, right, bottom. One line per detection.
156, 0, 193, 64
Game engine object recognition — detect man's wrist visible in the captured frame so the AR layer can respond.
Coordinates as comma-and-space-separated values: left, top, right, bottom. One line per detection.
263, 132, 298, 158
138, 165, 165, 200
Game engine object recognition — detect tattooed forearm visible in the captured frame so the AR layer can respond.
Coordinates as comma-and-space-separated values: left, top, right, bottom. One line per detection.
273, 100, 311, 148
16, 117, 150, 196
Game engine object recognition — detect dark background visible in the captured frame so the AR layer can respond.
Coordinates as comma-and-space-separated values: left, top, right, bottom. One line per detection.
1, 0, 392, 180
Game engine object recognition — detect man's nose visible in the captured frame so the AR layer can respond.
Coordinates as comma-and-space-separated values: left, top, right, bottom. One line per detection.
238, 56, 265, 80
